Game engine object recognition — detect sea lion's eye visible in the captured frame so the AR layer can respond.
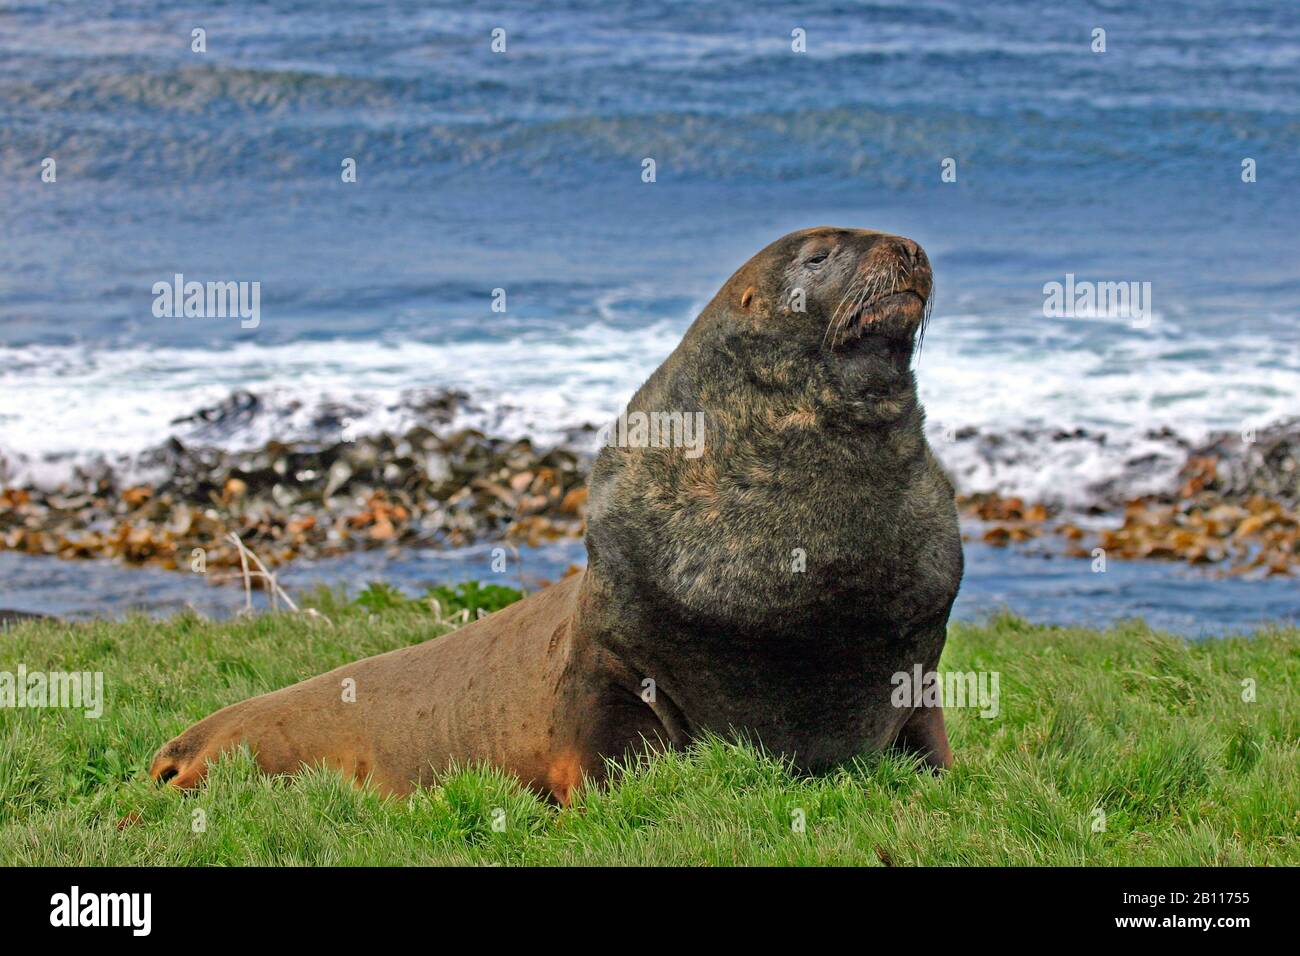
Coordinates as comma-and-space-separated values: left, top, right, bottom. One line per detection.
806, 252, 829, 266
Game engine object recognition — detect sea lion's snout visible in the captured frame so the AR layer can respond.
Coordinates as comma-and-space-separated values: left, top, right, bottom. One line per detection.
825, 233, 932, 348
886, 237, 930, 295
855, 235, 931, 311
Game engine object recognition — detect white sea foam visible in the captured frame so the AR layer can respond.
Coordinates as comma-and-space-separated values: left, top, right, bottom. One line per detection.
0, 324, 680, 484
1, 313, 1296, 507
917, 312, 1300, 505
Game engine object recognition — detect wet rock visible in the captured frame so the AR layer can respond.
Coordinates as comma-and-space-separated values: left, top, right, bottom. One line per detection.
0, 389, 593, 578
1179, 418, 1300, 508
3, 398, 1295, 580
0, 608, 50, 629
169, 390, 263, 437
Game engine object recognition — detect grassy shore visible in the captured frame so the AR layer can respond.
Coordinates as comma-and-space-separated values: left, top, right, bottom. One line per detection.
1, 588, 1296, 866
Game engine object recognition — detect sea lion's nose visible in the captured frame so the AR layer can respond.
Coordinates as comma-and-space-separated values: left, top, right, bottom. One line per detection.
889, 238, 930, 291
895, 238, 924, 269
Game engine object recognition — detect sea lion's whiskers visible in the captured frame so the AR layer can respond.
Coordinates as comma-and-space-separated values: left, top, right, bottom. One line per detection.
829, 277, 866, 349
832, 269, 884, 349
824, 273, 865, 351
851, 272, 883, 338
824, 279, 857, 349
832, 272, 866, 332
915, 281, 934, 358
835, 272, 880, 348
822, 279, 853, 349
835, 252, 903, 347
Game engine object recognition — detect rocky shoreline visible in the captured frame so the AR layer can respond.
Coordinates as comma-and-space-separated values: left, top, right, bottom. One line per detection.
0, 391, 592, 580
1, 391, 1296, 580
964, 419, 1300, 576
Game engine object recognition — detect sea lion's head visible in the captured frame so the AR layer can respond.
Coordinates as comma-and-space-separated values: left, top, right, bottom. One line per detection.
718, 226, 932, 402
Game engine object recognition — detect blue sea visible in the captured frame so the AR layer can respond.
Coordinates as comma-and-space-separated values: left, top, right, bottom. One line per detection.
0, 1, 1297, 632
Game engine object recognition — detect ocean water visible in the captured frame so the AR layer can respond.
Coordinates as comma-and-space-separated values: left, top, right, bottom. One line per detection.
0, 1, 1297, 628
3, 541, 1297, 637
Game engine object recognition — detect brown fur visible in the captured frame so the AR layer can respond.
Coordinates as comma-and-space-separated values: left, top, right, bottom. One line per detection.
151, 227, 963, 801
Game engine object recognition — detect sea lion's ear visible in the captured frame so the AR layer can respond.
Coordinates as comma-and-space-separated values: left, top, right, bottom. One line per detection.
740, 287, 755, 310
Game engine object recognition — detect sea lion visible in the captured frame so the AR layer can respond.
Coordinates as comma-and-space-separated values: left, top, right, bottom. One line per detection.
150, 226, 964, 803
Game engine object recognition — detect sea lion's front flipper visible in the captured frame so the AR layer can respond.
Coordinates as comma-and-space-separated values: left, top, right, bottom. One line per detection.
892, 702, 954, 772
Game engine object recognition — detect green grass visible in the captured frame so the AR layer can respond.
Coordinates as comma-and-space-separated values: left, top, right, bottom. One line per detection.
1, 589, 1296, 866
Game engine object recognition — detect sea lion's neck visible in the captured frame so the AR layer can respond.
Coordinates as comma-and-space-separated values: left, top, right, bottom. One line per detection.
584, 320, 943, 635
647, 320, 923, 435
